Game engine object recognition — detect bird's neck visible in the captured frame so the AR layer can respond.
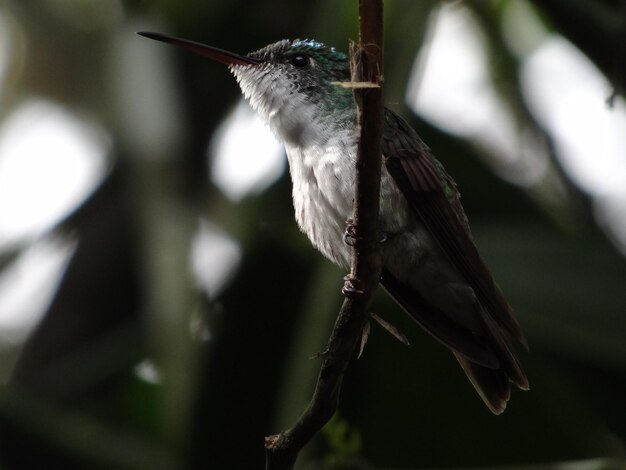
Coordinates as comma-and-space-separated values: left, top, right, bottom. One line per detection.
275, 100, 357, 149
234, 70, 357, 147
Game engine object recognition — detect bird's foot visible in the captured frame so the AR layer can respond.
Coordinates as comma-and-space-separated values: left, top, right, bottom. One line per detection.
343, 218, 358, 247
342, 273, 364, 298
343, 218, 392, 246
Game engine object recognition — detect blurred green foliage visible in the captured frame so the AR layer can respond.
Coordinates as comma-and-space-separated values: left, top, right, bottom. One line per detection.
320, 414, 364, 469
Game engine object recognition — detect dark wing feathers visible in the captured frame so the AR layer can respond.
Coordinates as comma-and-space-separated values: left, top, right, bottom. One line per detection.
384, 122, 440, 191
384, 110, 527, 348
381, 269, 500, 369
381, 109, 528, 412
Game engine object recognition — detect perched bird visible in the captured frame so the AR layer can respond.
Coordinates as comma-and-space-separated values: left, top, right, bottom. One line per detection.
138, 32, 529, 414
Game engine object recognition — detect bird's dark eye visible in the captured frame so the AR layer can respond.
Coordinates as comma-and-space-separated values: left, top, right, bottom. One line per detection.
291, 55, 310, 68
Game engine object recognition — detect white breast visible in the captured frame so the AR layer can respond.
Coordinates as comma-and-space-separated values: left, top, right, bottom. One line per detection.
284, 133, 410, 269
285, 141, 355, 267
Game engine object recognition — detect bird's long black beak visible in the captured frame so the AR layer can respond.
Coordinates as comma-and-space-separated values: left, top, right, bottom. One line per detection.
137, 31, 261, 66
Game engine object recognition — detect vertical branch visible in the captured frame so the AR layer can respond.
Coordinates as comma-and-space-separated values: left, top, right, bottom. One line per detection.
349, 0, 385, 297
264, 1, 384, 469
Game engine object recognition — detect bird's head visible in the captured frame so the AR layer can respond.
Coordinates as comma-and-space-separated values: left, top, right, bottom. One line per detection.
138, 32, 355, 145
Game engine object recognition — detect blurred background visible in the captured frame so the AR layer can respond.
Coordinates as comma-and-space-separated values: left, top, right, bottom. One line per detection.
1, 0, 625, 468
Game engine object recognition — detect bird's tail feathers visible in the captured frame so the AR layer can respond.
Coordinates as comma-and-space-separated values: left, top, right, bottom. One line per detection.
381, 270, 529, 414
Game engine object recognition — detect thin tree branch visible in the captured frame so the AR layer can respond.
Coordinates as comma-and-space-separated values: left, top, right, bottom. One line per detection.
264, 1, 384, 469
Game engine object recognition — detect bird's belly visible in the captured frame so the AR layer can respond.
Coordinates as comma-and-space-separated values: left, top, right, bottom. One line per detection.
285, 143, 411, 268
295, 191, 350, 267
287, 145, 353, 267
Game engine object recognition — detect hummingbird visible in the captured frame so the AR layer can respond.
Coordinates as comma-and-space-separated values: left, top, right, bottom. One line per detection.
138, 32, 529, 414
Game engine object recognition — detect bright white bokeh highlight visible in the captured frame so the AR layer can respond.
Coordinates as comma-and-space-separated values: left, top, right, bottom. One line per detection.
408, 5, 492, 136
210, 100, 285, 201
407, 2, 626, 247
134, 358, 162, 385
407, 3, 546, 186
0, 100, 109, 248
522, 36, 626, 250
0, 236, 76, 345
190, 218, 242, 298
521, 36, 626, 197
